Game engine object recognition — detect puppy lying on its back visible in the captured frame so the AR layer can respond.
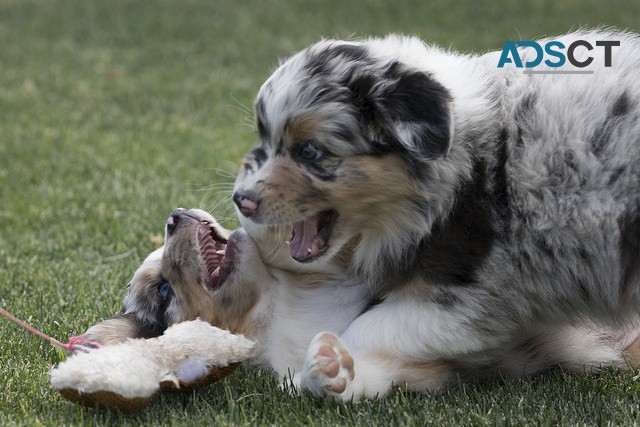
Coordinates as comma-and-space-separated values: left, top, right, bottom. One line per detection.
85, 209, 270, 350
86, 208, 640, 399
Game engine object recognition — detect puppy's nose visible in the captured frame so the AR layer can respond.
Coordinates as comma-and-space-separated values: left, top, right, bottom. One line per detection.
232, 190, 260, 217
166, 208, 186, 235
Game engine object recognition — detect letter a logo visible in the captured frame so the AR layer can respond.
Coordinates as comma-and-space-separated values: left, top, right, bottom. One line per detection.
497, 41, 523, 68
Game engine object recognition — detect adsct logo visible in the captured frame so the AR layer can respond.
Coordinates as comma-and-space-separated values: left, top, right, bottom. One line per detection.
497, 40, 620, 74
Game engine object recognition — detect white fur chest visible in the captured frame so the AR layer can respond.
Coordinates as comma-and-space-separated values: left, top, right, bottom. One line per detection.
264, 276, 369, 379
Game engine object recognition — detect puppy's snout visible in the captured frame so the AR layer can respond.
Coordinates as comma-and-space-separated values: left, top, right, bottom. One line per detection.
233, 190, 260, 218
166, 208, 187, 235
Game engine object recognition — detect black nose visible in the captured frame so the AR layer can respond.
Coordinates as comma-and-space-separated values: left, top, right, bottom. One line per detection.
232, 190, 260, 217
166, 208, 186, 235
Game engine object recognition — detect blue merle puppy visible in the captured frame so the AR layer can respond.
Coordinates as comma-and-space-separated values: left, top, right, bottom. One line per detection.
231, 29, 640, 400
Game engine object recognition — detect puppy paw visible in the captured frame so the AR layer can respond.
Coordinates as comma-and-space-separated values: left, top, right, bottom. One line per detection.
301, 332, 354, 397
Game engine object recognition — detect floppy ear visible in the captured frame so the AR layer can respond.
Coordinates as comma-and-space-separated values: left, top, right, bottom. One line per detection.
348, 62, 453, 163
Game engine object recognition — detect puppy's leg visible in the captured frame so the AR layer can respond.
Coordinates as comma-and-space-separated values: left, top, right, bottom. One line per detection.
298, 293, 491, 400
299, 330, 455, 401
83, 314, 161, 345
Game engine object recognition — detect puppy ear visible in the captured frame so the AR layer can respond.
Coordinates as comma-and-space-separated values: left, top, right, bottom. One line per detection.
349, 62, 453, 162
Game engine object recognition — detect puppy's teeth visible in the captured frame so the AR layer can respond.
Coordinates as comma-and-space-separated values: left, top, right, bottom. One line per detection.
216, 250, 225, 255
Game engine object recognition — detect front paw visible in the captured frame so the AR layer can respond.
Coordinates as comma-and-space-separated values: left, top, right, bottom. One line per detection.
300, 332, 354, 398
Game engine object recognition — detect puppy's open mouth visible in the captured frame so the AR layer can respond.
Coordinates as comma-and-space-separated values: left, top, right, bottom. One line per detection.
288, 209, 338, 263
197, 223, 229, 289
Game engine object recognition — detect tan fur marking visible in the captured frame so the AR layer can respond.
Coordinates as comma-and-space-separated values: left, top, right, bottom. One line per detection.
286, 114, 326, 144
623, 335, 640, 367
364, 350, 453, 392
396, 358, 453, 392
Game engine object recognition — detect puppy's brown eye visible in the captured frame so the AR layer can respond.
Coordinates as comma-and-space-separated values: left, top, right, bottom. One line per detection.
299, 142, 322, 161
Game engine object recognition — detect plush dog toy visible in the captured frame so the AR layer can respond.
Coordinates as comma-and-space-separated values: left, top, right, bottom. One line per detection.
50, 319, 253, 411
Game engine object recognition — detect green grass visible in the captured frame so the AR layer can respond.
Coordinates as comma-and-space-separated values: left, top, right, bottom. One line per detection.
1, 0, 639, 425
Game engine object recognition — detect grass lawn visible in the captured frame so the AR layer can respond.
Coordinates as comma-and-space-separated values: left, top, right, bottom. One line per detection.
1, 0, 639, 425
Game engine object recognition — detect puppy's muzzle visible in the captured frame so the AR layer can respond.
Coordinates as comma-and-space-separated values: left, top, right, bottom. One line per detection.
233, 190, 260, 218
166, 207, 187, 235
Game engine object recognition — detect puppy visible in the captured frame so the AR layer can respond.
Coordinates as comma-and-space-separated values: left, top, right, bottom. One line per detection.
231, 30, 640, 399
84, 209, 271, 359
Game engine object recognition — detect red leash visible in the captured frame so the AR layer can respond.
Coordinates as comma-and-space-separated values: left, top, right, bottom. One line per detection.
0, 307, 100, 352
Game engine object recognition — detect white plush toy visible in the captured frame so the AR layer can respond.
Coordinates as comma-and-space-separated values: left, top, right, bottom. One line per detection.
50, 319, 254, 411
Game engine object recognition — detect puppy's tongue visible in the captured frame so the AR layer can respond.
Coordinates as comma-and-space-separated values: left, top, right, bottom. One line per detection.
289, 215, 324, 262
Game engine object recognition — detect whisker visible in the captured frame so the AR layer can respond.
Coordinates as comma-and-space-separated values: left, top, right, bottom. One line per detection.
195, 184, 235, 193
195, 195, 239, 228
264, 241, 285, 263
229, 92, 253, 116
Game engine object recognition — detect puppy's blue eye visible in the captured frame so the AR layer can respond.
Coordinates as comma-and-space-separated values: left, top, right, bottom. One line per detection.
299, 142, 322, 161
157, 281, 172, 301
